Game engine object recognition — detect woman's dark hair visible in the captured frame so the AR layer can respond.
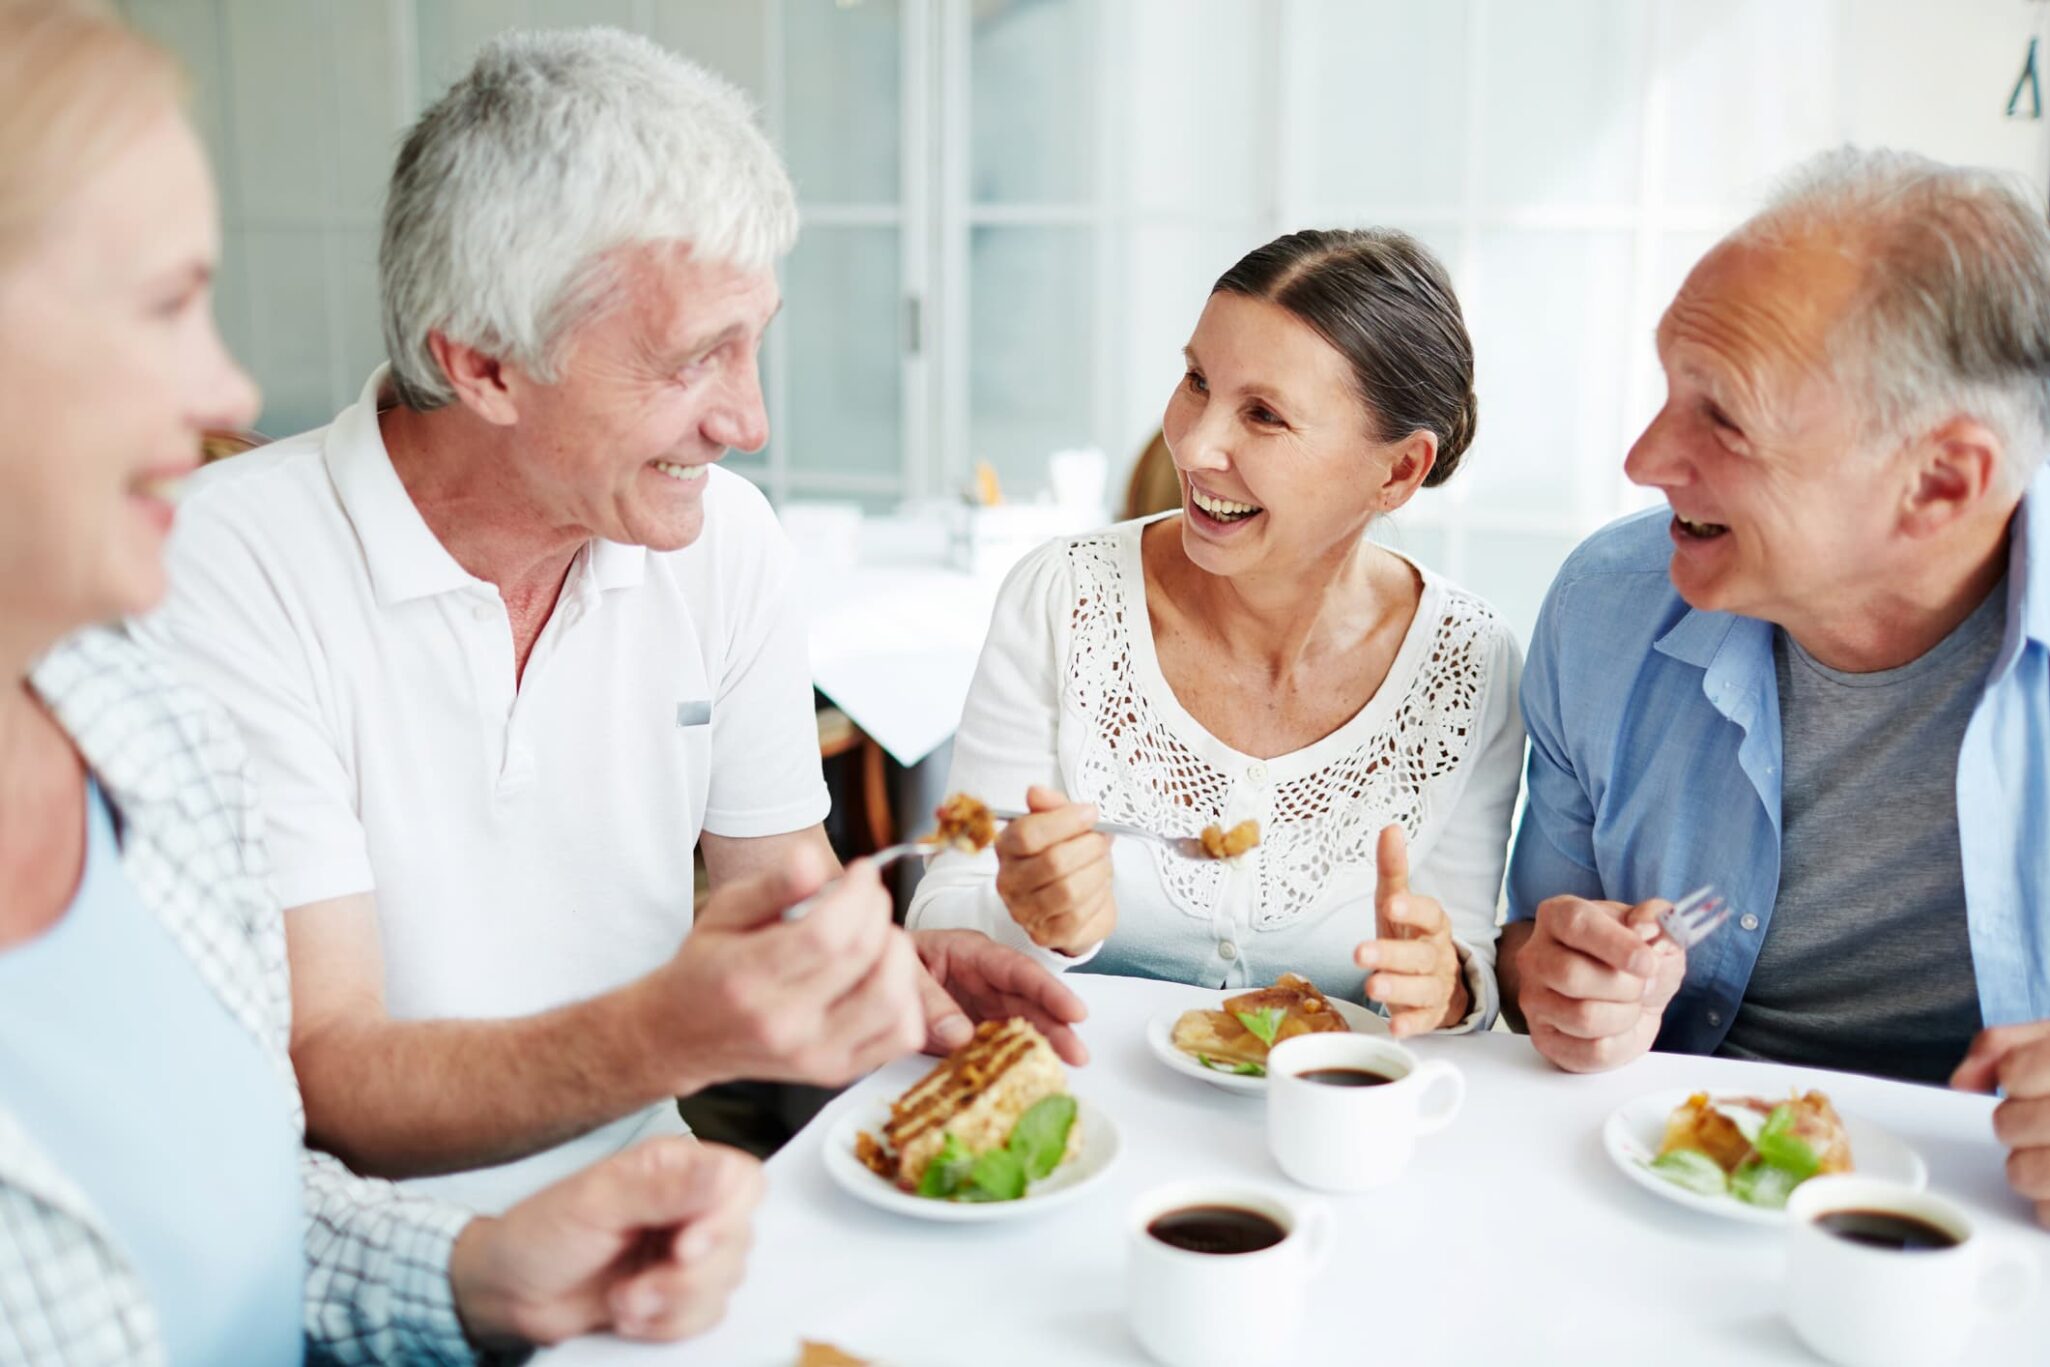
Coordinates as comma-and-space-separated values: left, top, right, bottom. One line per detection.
1213, 228, 1476, 487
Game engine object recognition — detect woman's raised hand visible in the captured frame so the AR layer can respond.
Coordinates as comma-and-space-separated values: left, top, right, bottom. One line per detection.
992, 784, 1117, 956
1355, 824, 1470, 1037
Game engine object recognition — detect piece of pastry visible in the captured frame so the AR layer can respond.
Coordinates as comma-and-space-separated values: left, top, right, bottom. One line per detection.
1170, 971, 1350, 1071
1199, 819, 1261, 859
929, 793, 997, 854
1658, 1090, 1854, 1175
861, 1018, 1078, 1193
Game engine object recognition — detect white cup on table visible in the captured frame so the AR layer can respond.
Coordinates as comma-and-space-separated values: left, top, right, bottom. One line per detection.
1783, 1175, 2038, 1367
1264, 1032, 1465, 1192
1126, 1180, 1332, 1367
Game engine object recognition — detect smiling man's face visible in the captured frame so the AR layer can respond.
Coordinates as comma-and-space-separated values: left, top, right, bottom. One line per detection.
502, 243, 779, 553
1624, 232, 1904, 624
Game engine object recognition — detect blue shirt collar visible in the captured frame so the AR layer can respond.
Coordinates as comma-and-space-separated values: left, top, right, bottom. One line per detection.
2012, 462, 2050, 650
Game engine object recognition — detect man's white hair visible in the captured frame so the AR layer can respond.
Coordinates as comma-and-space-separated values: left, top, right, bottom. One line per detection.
379, 26, 797, 411
1736, 146, 2050, 481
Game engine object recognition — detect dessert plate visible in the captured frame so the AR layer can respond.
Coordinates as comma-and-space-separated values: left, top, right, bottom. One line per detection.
823, 1096, 1119, 1223
1603, 1087, 1927, 1227
1146, 991, 1385, 1096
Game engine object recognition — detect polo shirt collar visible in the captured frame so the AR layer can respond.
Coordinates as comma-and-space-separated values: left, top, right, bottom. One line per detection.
587, 537, 647, 592
325, 367, 481, 607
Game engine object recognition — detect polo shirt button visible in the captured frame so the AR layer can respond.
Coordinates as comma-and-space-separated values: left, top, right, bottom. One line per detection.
1739, 914, 1759, 931
1246, 762, 1268, 786
472, 603, 495, 624
1706, 1009, 1723, 1027
1219, 940, 1239, 961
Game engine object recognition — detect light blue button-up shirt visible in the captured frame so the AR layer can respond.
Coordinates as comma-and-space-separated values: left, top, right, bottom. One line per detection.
1506, 472, 2050, 1055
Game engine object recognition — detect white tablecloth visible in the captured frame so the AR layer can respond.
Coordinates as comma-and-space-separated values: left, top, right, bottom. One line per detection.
541, 975, 2048, 1366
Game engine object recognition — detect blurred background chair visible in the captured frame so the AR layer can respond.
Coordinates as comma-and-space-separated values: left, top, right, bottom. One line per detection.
1121, 427, 1180, 521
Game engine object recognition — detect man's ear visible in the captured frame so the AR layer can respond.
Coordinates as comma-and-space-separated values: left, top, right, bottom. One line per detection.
1379, 430, 1439, 513
426, 331, 520, 427
1901, 417, 2002, 539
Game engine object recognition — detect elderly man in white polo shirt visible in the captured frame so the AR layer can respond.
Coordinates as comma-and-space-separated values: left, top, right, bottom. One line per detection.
136, 28, 1086, 1214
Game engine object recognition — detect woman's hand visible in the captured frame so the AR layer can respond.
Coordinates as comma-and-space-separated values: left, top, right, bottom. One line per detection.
1354, 824, 1469, 1037
992, 784, 1117, 955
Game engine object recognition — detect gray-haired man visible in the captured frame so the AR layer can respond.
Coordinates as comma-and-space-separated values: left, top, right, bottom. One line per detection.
137, 27, 1086, 1213
1498, 147, 2050, 1227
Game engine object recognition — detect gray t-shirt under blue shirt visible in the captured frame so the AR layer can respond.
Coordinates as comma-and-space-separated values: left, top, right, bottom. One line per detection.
1718, 580, 2006, 1082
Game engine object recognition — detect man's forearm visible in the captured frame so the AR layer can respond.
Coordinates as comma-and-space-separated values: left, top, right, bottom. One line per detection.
295, 974, 686, 1180
1495, 920, 1535, 1033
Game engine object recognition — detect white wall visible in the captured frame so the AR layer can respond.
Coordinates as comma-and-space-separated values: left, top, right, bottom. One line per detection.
121, 0, 2050, 645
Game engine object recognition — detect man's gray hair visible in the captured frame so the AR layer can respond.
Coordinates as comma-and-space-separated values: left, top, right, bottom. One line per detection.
1738, 146, 2050, 477
379, 27, 797, 411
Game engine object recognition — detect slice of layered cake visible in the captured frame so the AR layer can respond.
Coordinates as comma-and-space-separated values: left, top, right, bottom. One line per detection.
855, 1018, 1080, 1199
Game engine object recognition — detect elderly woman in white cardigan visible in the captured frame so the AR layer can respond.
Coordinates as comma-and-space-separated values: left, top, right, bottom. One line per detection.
909, 229, 1525, 1036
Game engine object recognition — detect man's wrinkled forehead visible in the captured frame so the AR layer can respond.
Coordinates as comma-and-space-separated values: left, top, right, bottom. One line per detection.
619, 241, 780, 350
1657, 232, 1868, 392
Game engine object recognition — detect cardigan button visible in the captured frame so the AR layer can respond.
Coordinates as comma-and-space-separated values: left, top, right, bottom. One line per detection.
1219, 940, 1239, 961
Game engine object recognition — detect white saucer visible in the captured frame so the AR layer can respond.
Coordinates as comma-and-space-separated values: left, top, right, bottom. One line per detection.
1145, 991, 1385, 1096
1602, 1087, 1927, 1226
823, 1096, 1119, 1222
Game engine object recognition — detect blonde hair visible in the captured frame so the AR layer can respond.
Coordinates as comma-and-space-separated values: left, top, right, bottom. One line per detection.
0, 0, 183, 266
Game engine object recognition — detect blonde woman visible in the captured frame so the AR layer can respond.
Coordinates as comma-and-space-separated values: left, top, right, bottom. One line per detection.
910, 230, 1525, 1036
0, 3, 760, 1358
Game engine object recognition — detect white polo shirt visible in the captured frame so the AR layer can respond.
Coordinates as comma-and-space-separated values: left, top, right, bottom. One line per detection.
135, 367, 830, 1213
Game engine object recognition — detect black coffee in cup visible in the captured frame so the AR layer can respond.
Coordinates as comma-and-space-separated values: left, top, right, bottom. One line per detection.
1147, 1204, 1286, 1255
1297, 1066, 1396, 1087
1814, 1209, 1960, 1252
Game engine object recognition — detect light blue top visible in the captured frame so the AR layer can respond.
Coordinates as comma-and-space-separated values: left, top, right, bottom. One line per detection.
0, 781, 304, 1365
1506, 472, 2050, 1055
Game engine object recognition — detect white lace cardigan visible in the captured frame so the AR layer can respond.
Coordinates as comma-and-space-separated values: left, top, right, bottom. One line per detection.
906, 519, 1526, 1030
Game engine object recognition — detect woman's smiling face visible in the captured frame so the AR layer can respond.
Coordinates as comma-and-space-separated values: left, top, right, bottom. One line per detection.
1162, 290, 1424, 580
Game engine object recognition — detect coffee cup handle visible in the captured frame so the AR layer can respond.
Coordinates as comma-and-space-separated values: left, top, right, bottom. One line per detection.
1296, 1200, 1336, 1273
1410, 1059, 1466, 1135
1977, 1237, 2038, 1318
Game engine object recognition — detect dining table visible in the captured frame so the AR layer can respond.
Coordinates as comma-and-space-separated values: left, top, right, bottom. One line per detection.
540, 973, 2049, 1366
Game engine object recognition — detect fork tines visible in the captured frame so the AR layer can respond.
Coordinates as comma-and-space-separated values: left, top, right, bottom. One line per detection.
1657, 885, 1730, 950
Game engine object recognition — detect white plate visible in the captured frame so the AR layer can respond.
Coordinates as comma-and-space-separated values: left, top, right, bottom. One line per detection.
1602, 1087, 1928, 1226
823, 1096, 1119, 1223
1145, 991, 1386, 1096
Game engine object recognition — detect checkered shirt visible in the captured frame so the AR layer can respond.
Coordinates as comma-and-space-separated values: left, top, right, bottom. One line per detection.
1, 629, 480, 1365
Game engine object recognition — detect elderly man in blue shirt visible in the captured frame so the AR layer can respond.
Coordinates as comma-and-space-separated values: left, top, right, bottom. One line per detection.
1499, 146, 2050, 1227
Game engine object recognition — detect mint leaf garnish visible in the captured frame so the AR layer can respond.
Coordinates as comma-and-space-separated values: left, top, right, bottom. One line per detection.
916, 1132, 973, 1199
1196, 1053, 1265, 1077
1647, 1149, 1728, 1196
1007, 1095, 1078, 1181
963, 1147, 1027, 1201
1233, 1007, 1284, 1047
1731, 1157, 1800, 1209
1753, 1104, 1820, 1180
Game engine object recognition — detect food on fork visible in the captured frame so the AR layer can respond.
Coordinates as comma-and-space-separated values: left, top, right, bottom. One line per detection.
1170, 972, 1351, 1076
855, 1018, 1081, 1201
1650, 1090, 1853, 1207
929, 792, 998, 854
1199, 819, 1262, 860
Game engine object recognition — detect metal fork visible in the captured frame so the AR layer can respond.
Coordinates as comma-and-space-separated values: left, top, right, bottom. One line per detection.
779, 839, 937, 923
985, 807, 1212, 861
1657, 884, 1731, 950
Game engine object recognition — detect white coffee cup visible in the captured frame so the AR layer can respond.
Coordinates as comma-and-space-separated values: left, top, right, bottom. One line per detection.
1784, 1175, 2038, 1367
1264, 1032, 1464, 1191
1127, 1180, 1333, 1367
